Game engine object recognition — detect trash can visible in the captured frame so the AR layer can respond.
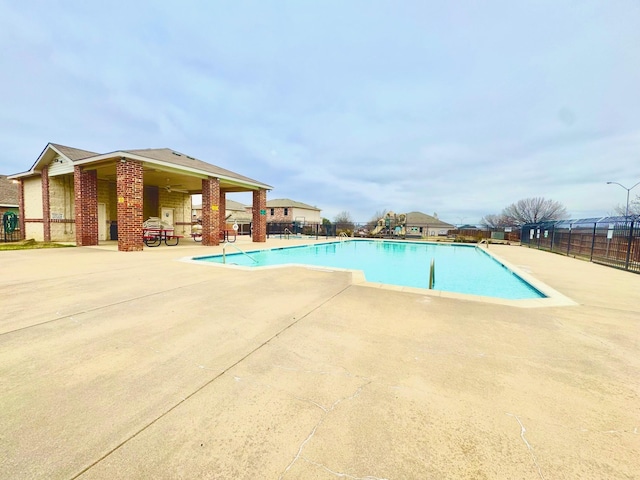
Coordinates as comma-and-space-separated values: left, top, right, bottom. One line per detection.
109, 222, 118, 240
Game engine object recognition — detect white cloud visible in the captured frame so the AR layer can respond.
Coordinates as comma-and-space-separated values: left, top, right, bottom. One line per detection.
2, 1, 640, 224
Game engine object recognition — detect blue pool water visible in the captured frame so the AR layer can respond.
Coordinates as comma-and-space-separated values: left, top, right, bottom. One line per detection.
195, 240, 546, 300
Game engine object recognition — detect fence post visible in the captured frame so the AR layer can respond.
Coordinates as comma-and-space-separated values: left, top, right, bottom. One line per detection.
567, 224, 572, 256
625, 220, 634, 270
590, 222, 597, 261
550, 224, 555, 252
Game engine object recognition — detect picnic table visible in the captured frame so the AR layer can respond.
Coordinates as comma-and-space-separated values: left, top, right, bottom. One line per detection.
190, 229, 236, 243
143, 228, 184, 247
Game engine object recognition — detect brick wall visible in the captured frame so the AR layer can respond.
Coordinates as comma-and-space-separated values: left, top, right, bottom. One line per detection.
157, 189, 192, 234
219, 193, 226, 232
74, 166, 98, 246
201, 177, 220, 246
267, 206, 292, 223
252, 189, 267, 242
116, 159, 144, 251
18, 179, 25, 240
41, 165, 51, 242
47, 174, 76, 242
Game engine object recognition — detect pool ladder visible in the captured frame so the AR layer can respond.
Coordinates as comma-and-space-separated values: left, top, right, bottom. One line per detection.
222, 242, 257, 264
428, 258, 435, 289
338, 232, 349, 242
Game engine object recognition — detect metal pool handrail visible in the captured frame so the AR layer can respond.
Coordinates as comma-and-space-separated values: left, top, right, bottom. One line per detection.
429, 258, 435, 289
222, 242, 258, 264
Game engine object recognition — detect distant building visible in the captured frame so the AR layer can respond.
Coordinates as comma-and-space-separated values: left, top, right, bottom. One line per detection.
266, 199, 322, 226
192, 198, 252, 234
0, 175, 19, 215
405, 211, 455, 237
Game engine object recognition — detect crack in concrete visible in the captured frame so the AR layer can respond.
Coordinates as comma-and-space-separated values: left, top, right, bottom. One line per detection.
279, 382, 370, 479
506, 413, 546, 480
302, 456, 389, 479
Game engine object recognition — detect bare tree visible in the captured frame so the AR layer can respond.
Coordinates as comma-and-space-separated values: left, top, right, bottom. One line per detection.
502, 197, 568, 225
334, 211, 355, 234
367, 209, 388, 230
480, 213, 512, 228
613, 194, 640, 217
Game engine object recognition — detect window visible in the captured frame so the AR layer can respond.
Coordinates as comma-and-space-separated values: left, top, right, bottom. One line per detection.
284, 208, 289, 216
270, 208, 274, 216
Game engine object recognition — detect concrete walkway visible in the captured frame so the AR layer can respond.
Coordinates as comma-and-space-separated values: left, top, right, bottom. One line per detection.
0, 239, 638, 479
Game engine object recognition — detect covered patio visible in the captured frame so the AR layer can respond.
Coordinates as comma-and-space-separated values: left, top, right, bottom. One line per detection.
10, 143, 272, 251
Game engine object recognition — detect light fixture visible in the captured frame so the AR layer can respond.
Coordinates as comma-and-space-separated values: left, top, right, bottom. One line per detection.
606, 180, 640, 217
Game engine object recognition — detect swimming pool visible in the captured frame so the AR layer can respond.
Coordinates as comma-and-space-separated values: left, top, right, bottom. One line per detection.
194, 240, 546, 300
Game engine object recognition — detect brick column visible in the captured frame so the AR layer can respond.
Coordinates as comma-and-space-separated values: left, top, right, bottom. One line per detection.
219, 192, 226, 232
18, 179, 25, 240
116, 159, 144, 252
41, 165, 51, 242
202, 177, 220, 246
74, 166, 98, 246
252, 189, 267, 242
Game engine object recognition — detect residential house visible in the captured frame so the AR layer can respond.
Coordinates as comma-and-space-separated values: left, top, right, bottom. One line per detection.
405, 211, 455, 237
192, 198, 252, 234
266, 199, 321, 226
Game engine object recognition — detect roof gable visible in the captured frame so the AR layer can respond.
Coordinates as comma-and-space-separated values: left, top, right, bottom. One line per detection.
50, 143, 99, 161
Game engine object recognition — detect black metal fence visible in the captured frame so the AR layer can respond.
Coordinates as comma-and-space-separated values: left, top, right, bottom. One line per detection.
521, 217, 640, 274
266, 222, 337, 239
1, 212, 21, 242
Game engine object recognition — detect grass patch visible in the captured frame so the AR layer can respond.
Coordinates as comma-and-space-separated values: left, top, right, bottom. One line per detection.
0, 239, 74, 251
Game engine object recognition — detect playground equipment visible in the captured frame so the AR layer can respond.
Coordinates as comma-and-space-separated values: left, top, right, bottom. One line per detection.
371, 212, 407, 237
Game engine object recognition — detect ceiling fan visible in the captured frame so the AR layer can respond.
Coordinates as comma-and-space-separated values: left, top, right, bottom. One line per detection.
164, 179, 187, 193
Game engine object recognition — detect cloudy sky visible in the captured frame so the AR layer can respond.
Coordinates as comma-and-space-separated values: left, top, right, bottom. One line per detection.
2, 1, 639, 224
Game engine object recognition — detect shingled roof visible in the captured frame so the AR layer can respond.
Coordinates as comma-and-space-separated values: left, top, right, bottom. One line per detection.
0, 175, 19, 206
11, 143, 272, 191
405, 211, 454, 228
49, 143, 99, 161
266, 198, 320, 210
121, 148, 266, 187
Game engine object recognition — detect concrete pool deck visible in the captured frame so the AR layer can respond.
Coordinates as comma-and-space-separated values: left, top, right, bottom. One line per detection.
1, 238, 638, 479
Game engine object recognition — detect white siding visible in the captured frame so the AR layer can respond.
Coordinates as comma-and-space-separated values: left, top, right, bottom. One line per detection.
23, 177, 43, 218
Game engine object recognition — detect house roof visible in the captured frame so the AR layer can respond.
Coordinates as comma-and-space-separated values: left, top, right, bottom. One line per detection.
120, 148, 269, 188
0, 175, 19, 206
225, 199, 249, 211
405, 211, 455, 228
49, 143, 99, 161
266, 198, 320, 210
192, 199, 248, 211
10, 143, 272, 193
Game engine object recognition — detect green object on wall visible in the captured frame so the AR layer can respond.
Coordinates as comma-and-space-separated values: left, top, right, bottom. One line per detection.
2, 211, 18, 233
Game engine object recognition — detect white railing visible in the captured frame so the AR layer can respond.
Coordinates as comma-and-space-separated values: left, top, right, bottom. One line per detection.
222, 242, 257, 264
